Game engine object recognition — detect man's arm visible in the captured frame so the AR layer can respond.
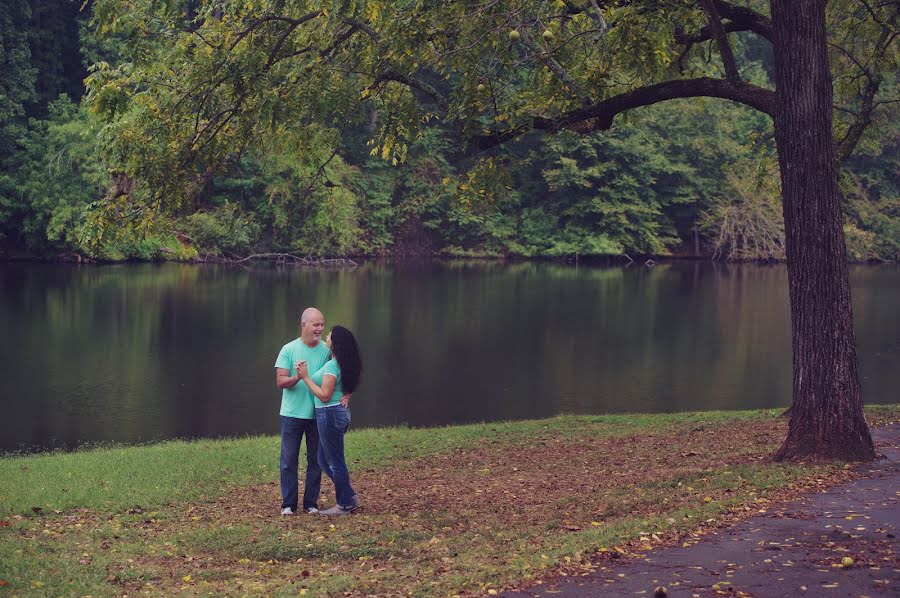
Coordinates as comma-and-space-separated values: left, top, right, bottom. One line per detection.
275, 367, 300, 389
339, 393, 352, 407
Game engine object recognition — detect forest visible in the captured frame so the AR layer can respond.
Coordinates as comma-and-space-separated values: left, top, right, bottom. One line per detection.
1, 0, 897, 262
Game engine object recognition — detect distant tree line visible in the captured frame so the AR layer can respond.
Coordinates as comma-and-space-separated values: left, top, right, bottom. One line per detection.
0, 1, 896, 262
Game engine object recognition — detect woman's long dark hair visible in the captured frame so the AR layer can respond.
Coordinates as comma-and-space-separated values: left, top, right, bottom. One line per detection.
330, 326, 363, 393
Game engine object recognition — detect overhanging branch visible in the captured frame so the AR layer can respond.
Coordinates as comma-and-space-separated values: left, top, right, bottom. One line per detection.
471, 77, 774, 149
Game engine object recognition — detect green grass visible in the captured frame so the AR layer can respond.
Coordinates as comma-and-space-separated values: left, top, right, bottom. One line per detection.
0, 409, 778, 516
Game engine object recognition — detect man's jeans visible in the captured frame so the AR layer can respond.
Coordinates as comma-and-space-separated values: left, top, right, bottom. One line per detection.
315, 406, 356, 509
280, 416, 322, 511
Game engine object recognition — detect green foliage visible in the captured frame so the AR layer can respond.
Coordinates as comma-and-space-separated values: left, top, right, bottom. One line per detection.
841, 172, 900, 262
25, 0, 88, 115
0, 0, 35, 128
0, 0, 896, 261
0, 96, 107, 252
179, 203, 260, 256
249, 141, 362, 256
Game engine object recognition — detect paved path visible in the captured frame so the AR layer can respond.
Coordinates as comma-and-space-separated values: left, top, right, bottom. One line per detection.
504, 424, 900, 598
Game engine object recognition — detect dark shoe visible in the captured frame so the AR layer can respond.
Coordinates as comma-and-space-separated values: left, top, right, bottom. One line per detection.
348, 494, 362, 512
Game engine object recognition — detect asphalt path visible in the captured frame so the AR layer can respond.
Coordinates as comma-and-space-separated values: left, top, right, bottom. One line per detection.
503, 423, 900, 598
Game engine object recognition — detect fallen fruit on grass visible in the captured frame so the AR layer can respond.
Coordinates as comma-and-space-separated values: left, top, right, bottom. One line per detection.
841, 556, 854, 568
508, 29, 520, 41
477, 83, 486, 92
543, 29, 554, 40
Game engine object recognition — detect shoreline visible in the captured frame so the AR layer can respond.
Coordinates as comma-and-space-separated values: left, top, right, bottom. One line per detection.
0, 252, 893, 266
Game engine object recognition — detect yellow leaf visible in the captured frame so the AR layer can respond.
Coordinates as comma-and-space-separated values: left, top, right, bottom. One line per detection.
182, 575, 192, 582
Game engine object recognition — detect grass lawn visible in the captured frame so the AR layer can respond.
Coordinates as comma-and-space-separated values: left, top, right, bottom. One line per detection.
1, 406, 898, 597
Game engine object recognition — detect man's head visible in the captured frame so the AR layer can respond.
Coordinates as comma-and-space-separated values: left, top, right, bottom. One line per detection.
299, 307, 325, 345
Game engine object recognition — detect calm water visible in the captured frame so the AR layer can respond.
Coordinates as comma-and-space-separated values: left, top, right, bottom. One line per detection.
1, 261, 897, 453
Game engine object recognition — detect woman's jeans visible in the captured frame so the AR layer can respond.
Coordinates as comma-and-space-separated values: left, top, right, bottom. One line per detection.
315, 405, 355, 509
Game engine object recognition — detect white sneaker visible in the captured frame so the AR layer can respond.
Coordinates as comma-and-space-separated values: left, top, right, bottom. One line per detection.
304, 507, 319, 514
280, 507, 294, 516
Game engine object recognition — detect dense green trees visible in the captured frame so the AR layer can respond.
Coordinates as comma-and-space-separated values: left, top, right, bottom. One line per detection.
1, 0, 895, 263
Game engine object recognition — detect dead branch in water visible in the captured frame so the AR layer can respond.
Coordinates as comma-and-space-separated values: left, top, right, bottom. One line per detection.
197, 252, 358, 268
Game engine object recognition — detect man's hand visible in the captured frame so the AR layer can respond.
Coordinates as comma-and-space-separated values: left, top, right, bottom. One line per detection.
296, 360, 309, 379
339, 393, 352, 407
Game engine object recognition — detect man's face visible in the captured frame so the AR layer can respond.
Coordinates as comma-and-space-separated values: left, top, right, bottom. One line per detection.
301, 313, 326, 343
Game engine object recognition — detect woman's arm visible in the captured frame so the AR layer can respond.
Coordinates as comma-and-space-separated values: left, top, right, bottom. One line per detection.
297, 362, 336, 402
302, 375, 336, 402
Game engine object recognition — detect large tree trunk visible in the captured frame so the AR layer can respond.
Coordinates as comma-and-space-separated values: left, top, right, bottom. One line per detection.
770, 0, 874, 461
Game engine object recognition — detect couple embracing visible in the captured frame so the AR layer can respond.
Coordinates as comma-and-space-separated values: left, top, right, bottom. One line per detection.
274, 307, 362, 516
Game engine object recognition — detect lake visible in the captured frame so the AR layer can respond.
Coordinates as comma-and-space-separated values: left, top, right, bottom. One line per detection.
1, 261, 897, 453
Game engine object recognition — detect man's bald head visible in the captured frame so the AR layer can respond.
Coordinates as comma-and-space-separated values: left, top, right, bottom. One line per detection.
299, 307, 326, 346
300, 307, 323, 324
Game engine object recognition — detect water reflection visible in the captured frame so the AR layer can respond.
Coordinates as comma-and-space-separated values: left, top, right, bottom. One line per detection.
0, 261, 897, 452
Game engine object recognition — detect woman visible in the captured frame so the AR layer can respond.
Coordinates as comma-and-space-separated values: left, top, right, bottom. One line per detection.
297, 325, 363, 515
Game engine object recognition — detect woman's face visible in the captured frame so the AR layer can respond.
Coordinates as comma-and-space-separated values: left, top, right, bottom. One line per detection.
325, 331, 333, 350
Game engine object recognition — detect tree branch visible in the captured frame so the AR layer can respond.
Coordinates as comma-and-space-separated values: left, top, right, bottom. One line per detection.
470, 77, 774, 150
342, 17, 450, 110
835, 25, 894, 164
518, 27, 593, 104
711, 0, 773, 42
373, 71, 450, 112
586, 0, 610, 34
699, 0, 741, 81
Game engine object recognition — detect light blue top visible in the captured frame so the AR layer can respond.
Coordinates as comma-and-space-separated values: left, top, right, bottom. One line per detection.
313, 359, 343, 408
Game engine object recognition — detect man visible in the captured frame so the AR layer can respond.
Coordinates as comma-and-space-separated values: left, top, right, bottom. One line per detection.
274, 307, 333, 515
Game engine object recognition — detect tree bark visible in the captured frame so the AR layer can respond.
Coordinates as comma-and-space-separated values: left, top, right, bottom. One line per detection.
770, 0, 874, 461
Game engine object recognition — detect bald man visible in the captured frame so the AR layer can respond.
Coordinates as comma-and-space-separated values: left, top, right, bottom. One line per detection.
274, 307, 332, 515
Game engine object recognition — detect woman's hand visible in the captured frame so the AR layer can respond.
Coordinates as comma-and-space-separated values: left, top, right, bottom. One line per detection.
295, 360, 309, 379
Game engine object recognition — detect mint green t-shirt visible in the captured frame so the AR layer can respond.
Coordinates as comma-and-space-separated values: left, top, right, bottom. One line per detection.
312, 359, 344, 408
274, 339, 331, 419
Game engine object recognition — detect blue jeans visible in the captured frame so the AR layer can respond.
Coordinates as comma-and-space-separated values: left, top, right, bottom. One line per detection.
315, 406, 355, 508
280, 416, 322, 511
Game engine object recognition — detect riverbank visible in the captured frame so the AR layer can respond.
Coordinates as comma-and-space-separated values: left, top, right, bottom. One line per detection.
2, 250, 894, 264
2, 407, 899, 596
